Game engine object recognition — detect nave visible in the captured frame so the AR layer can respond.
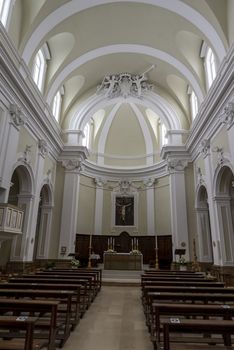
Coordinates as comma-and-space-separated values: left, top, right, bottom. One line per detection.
62, 286, 153, 350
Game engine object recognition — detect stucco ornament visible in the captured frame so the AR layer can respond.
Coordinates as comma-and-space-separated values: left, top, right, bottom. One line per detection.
96, 69, 154, 99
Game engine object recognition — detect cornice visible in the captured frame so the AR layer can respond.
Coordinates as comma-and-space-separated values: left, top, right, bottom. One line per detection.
0, 25, 63, 159
187, 42, 234, 161
82, 159, 168, 180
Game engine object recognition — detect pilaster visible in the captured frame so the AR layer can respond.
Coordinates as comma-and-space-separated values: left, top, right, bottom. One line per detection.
200, 139, 223, 265
94, 177, 106, 235
0, 104, 27, 198
167, 159, 190, 262
143, 178, 156, 235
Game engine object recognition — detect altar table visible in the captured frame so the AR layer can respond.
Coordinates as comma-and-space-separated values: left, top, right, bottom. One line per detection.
103, 252, 143, 270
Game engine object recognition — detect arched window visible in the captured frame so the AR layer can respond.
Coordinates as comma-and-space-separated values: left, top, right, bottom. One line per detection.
0, 0, 12, 28
32, 50, 45, 91
190, 90, 198, 120
82, 123, 90, 148
32, 43, 50, 93
52, 86, 64, 122
187, 86, 199, 120
205, 48, 217, 89
161, 123, 168, 146
200, 42, 217, 90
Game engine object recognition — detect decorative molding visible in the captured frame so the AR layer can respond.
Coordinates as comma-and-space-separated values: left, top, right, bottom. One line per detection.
96, 71, 153, 99
61, 159, 83, 172
38, 139, 48, 157
167, 159, 188, 173
196, 166, 205, 186
143, 177, 157, 188
200, 139, 210, 158
9, 103, 27, 127
219, 101, 234, 129
18, 145, 32, 164
212, 146, 224, 166
94, 177, 107, 188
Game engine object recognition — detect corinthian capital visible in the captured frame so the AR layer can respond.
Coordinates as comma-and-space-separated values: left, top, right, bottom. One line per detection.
38, 139, 48, 157
220, 102, 234, 129
94, 177, 107, 188
62, 159, 83, 172
167, 159, 188, 173
9, 103, 26, 127
200, 139, 210, 158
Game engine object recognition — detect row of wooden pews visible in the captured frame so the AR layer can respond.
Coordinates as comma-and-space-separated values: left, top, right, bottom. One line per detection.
0, 267, 102, 350
141, 269, 234, 350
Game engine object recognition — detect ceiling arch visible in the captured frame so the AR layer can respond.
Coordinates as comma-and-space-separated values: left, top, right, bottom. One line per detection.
22, 0, 227, 66
71, 90, 181, 132
46, 44, 205, 106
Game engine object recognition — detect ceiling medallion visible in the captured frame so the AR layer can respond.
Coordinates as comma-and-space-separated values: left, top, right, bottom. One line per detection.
96, 65, 155, 99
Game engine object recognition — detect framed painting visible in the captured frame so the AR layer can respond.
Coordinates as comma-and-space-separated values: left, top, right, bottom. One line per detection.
115, 196, 134, 226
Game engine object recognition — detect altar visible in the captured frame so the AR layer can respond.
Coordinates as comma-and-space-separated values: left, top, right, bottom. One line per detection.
103, 252, 143, 270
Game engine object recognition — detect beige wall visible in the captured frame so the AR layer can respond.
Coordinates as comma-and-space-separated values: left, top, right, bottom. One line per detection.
228, 0, 234, 45
77, 175, 95, 234
211, 127, 230, 169
17, 127, 37, 169
154, 176, 171, 234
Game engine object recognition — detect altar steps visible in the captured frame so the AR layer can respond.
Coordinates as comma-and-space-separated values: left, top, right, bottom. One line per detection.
102, 268, 142, 286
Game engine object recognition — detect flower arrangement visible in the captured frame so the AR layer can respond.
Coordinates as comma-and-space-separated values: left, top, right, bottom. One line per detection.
71, 259, 80, 268
106, 249, 116, 253
179, 257, 186, 265
130, 249, 141, 255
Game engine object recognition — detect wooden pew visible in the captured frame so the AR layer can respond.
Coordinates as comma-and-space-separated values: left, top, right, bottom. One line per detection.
0, 289, 74, 347
145, 291, 234, 329
35, 271, 99, 298
0, 316, 40, 350
151, 302, 234, 345
0, 299, 59, 350
51, 268, 102, 291
162, 318, 234, 350
9, 277, 91, 310
0, 282, 82, 324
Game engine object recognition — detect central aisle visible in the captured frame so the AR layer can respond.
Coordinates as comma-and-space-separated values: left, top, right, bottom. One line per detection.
63, 286, 153, 350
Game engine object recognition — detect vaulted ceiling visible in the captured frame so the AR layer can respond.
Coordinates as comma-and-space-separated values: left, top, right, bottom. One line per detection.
8, 0, 233, 168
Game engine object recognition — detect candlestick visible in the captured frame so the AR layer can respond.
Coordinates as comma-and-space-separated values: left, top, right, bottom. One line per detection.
131, 238, 133, 250
136, 238, 138, 250
113, 238, 115, 250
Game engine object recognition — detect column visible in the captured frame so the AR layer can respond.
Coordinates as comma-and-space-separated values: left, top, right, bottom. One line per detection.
94, 178, 106, 236
200, 139, 223, 265
143, 178, 155, 235
167, 159, 190, 262
59, 159, 82, 258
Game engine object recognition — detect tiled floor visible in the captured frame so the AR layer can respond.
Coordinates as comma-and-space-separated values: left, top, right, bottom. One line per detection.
62, 286, 153, 350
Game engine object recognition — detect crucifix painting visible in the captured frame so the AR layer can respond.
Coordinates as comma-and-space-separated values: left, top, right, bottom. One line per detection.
115, 196, 134, 226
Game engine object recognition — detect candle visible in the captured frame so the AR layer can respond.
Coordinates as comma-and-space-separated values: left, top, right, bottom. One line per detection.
113, 238, 115, 250
136, 238, 138, 250
132, 239, 133, 250
155, 234, 157, 250
108, 238, 109, 249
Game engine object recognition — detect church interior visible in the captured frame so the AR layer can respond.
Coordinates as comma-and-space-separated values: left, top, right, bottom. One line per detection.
0, 1, 234, 349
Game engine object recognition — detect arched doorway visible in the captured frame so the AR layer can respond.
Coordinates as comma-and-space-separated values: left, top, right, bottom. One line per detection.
215, 166, 234, 264
33, 184, 53, 260
7, 165, 33, 262
196, 185, 213, 263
